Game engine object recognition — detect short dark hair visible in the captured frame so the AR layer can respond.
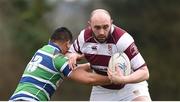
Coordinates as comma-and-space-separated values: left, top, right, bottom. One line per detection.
50, 27, 73, 42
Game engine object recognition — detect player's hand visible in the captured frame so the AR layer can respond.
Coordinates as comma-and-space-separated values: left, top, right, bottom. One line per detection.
107, 64, 125, 84
67, 53, 79, 70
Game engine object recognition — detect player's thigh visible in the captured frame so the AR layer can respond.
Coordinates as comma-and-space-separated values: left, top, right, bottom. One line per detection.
125, 82, 151, 101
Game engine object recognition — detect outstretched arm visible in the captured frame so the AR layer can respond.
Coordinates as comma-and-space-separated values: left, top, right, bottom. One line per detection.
68, 63, 111, 85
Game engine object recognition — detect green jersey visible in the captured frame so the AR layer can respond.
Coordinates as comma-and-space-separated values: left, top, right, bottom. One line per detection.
10, 42, 72, 101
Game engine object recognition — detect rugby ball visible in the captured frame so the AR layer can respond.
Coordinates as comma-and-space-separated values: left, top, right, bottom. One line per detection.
108, 52, 131, 76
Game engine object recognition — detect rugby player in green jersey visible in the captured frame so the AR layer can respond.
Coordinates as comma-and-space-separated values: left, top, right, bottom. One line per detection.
9, 27, 110, 101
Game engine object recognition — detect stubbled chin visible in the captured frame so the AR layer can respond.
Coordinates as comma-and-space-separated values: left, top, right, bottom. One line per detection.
97, 39, 106, 43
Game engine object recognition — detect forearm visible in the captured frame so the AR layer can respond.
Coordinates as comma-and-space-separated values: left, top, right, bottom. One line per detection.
83, 72, 111, 85
66, 52, 84, 60
123, 66, 149, 84
69, 64, 111, 85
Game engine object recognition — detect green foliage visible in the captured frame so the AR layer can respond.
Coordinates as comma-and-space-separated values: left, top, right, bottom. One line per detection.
9, 0, 52, 57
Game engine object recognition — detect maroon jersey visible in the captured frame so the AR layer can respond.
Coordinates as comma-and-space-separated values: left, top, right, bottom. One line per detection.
69, 25, 146, 89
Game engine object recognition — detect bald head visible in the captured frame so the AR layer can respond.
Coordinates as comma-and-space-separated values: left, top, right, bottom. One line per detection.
88, 9, 113, 43
90, 9, 111, 21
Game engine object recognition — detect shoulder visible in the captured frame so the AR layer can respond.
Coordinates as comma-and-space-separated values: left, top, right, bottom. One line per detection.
79, 27, 93, 42
53, 53, 72, 76
111, 25, 134, 51
53, 53, 68, 68
109, 25, 130, 43
40, 45, 57, 55
113, 25, 126, 34
54, 53, 68, 62
112, 25, 127, 39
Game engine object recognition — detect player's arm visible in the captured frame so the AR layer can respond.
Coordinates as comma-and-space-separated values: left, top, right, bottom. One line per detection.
66, 52, 85, 69
122, 38, 150, 83
108, 65, 149, 84
110, 33, 149, 84
123, 65, 149, 84
68, 63, 111, 85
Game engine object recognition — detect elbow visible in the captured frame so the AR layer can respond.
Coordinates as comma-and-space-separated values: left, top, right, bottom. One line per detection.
145, 71, 149, 80
143, 66, 150, 80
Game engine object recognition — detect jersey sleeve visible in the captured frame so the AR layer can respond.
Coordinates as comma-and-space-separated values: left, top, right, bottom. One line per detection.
69, 30, 85, 54
116, 32, 146, 71
53, 54, 72, 77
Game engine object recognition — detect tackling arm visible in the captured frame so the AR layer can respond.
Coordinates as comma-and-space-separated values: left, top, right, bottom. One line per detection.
68, 63, 111, 85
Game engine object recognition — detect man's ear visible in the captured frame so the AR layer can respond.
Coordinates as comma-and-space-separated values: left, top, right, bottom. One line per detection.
63, 40, 70, 47
88, 21, 91, 25
88, 21, 92, 29
111, 19, 113, 24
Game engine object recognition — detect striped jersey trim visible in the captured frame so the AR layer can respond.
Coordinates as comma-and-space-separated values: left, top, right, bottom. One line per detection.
11, 91, 39, 101
60, 61, 68, 72
33, 84, 50, 100
38, 63, 59, 74
116, 32, 134, 52
12, 97, 38, 101
47, 45, 60, 52
131, 53, 145, 70
20, 77, 55, 97
22, 74, 56, 90
37, 50, 53, 58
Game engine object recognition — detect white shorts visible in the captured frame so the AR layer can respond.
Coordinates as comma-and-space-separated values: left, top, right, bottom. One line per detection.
90, 81, 151, 101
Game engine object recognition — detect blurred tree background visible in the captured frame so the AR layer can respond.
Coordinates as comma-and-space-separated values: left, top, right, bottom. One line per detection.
0, 0, 179, 101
